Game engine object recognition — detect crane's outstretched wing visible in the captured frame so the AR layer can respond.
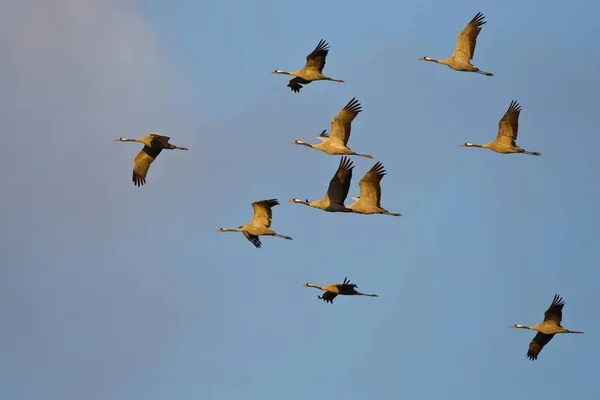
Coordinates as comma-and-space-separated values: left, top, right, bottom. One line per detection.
132, 146, 162, 187
149, 133, 171, 146
329, 98, 362, 148
318, 291, 338, 303
316, 130, 330, 142
336, 277, 359, 294
452, 12, 487, 62
304, 39, 330, 73
527, 332, 555, 360
243, 231, 262, 249
496, 100, 521, 145
288, 77, 310, 93
357, 162, 386, 207
250, 199, 279, 228
325, 156, 354, 204
543, 293, 565, 324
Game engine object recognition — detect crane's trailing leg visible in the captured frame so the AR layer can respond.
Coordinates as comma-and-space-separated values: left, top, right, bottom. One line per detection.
356, 291, 379, 297
351, 152, 373, 159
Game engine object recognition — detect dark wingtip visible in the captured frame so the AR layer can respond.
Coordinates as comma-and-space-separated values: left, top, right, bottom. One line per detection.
339, 155, 354, 171
552, 293, 565, 307
132, 172, 146, 187
471, 12, 486, 26
371, 161, 386, 176
257, 198, 280, 208
316, 39, 330, 51
508, 100, 522, 114
345, 97, 362, 114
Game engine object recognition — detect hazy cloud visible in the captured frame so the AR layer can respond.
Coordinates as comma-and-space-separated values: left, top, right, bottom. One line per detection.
0, 1, 204, 399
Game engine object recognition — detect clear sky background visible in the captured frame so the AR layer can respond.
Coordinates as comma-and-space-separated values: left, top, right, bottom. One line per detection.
1, 0, 599, 399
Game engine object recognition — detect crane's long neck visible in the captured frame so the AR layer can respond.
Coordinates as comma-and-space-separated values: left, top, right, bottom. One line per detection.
306, 284, 323, 290
292, 141, 314, 149
290, 198, 310, 206
462, 142, 484, 149
220, 228, 241, 232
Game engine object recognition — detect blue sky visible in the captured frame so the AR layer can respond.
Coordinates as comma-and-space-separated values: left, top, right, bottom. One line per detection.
1, 0, 599, 399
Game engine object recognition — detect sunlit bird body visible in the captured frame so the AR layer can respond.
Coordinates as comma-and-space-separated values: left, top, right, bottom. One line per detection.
510, 294, 583, 360
289, 156, 355, 213
419, 12, 493, 76
460, 100, 541, 155
346, 162, 402, 216
114, 133, 188, 187
303, 277, 378, 304
271, 39, 344, 93
292, 98, 372, 158
217, 199, 293, 249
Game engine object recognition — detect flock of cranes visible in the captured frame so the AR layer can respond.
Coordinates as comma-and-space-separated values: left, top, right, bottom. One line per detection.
114, 12, 582, 361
